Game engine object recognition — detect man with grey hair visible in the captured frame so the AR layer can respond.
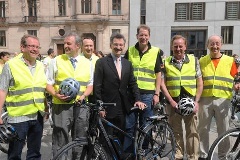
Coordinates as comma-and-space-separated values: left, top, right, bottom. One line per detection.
46, 32, 93, 157
198, 35, 239, 159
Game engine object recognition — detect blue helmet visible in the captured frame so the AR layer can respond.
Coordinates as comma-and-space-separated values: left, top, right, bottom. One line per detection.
59, 78, 80, 102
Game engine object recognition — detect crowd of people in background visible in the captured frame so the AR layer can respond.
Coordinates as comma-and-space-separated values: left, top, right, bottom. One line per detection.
1, 24, 240, 160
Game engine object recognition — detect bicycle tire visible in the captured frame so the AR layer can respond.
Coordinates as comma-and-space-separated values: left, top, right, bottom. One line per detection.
0, 111, 9, 154
208, 128, 240, 160
52, 140, 109, 160
138, 121, 176, 160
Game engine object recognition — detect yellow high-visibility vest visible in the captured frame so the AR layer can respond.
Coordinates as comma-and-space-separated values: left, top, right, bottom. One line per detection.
165, 55, 197, 97
128, 46, 159, 90
6, 58, 46, 117
200, 54, 234, 99
53, 54, 91, 104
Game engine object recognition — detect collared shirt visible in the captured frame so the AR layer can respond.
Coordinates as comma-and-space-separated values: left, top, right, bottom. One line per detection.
46, 55, 93, 86
111, 53, 122, 69
162, 54, 202, 79
0, 55, 39, 123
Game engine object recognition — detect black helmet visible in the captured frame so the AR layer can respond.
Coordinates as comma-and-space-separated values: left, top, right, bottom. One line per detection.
176, 98, 195, 116
0, 124, 18, 143
59, 78, 80, 102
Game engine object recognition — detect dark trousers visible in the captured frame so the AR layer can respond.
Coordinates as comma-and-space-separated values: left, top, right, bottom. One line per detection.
8, 112, 43, 160
104, 115, 126, 144
99, 114, 126, 158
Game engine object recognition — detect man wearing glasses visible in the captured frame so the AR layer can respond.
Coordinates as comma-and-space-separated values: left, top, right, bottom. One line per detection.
0, 34, 46, 160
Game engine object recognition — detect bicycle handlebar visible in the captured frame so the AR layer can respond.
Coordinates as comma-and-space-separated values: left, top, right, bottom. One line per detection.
130, 105, 148, 112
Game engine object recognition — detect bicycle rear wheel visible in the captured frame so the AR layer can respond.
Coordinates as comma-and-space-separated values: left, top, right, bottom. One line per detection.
52, 140, 109, 160
138, 121, 176, 160
208, 128, 240, 160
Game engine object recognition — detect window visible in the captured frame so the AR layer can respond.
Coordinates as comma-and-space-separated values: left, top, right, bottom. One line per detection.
221, 26, 233, 44
0, 1, 5, 18
81, 0, 91, 14
97, 0, 101, 14
0, 30, 6, 47
112, 29, 120, 35
225, 2, 240, 20
140, 0, 146, 24
175, 3, 205, 20
112, 0, 121, 15
28, 0, 37, 16
221, 50, 232, 56
58, 0, 66, 16
28, 30, 37, 36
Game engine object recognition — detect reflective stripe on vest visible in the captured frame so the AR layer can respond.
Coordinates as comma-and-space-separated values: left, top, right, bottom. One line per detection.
128, 46, 159, 90
6, 58, 46, 117
53, 54, 91, 104
200, 54, 233, 99
165, 55, 197, 97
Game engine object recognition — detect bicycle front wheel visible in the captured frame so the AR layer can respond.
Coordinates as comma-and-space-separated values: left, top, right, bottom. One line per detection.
0, 111, 8, 154
138, 121, 176, 160
208, 128, 240, 160
52, 140, 109, 160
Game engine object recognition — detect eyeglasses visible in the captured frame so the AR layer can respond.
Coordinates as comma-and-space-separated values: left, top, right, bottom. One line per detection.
26, 45, 41, 49
112, 43, 124, 47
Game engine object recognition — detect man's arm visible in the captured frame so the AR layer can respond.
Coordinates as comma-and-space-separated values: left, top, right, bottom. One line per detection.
0, 64, 11, 124
160, 76, 178, 109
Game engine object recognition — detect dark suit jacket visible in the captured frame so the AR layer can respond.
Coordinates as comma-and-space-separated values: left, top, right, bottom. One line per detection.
94, 54, 141, 118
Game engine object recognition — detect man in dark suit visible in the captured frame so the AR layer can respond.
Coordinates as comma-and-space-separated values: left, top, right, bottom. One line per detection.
94, 33, 145, 147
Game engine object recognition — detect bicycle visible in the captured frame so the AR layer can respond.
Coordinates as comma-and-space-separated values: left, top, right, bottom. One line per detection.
52, 100, 176, 160
0, 106, 9, 154
208, 91, 240, 159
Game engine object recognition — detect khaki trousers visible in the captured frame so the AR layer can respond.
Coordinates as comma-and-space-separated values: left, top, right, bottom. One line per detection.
198, 97, 231, 158
166, 104, 199, 160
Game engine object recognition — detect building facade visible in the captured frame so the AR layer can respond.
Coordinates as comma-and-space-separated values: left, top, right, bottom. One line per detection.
0, 0, 129, 56
129, 0, 240, 58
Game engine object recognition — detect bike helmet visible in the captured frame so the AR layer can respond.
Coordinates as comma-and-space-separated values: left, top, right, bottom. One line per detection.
235, 58, 240, 65
59, 78, 80, 102
0, 124, 18, 143
177, 97, 195, 116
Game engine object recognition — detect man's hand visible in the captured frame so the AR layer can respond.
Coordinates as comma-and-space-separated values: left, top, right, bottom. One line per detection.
234, 82, 240, 91
194, 102, 199, 113
0, 118, 3, 125
99, 110, 106, 118
54, 92, 70, 102
152, 94, 159, 106
134, 101, 146, 110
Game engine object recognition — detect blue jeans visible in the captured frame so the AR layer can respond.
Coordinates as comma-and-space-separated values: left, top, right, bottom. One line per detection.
8, 112, 43, 160
123, 93, 153, 153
